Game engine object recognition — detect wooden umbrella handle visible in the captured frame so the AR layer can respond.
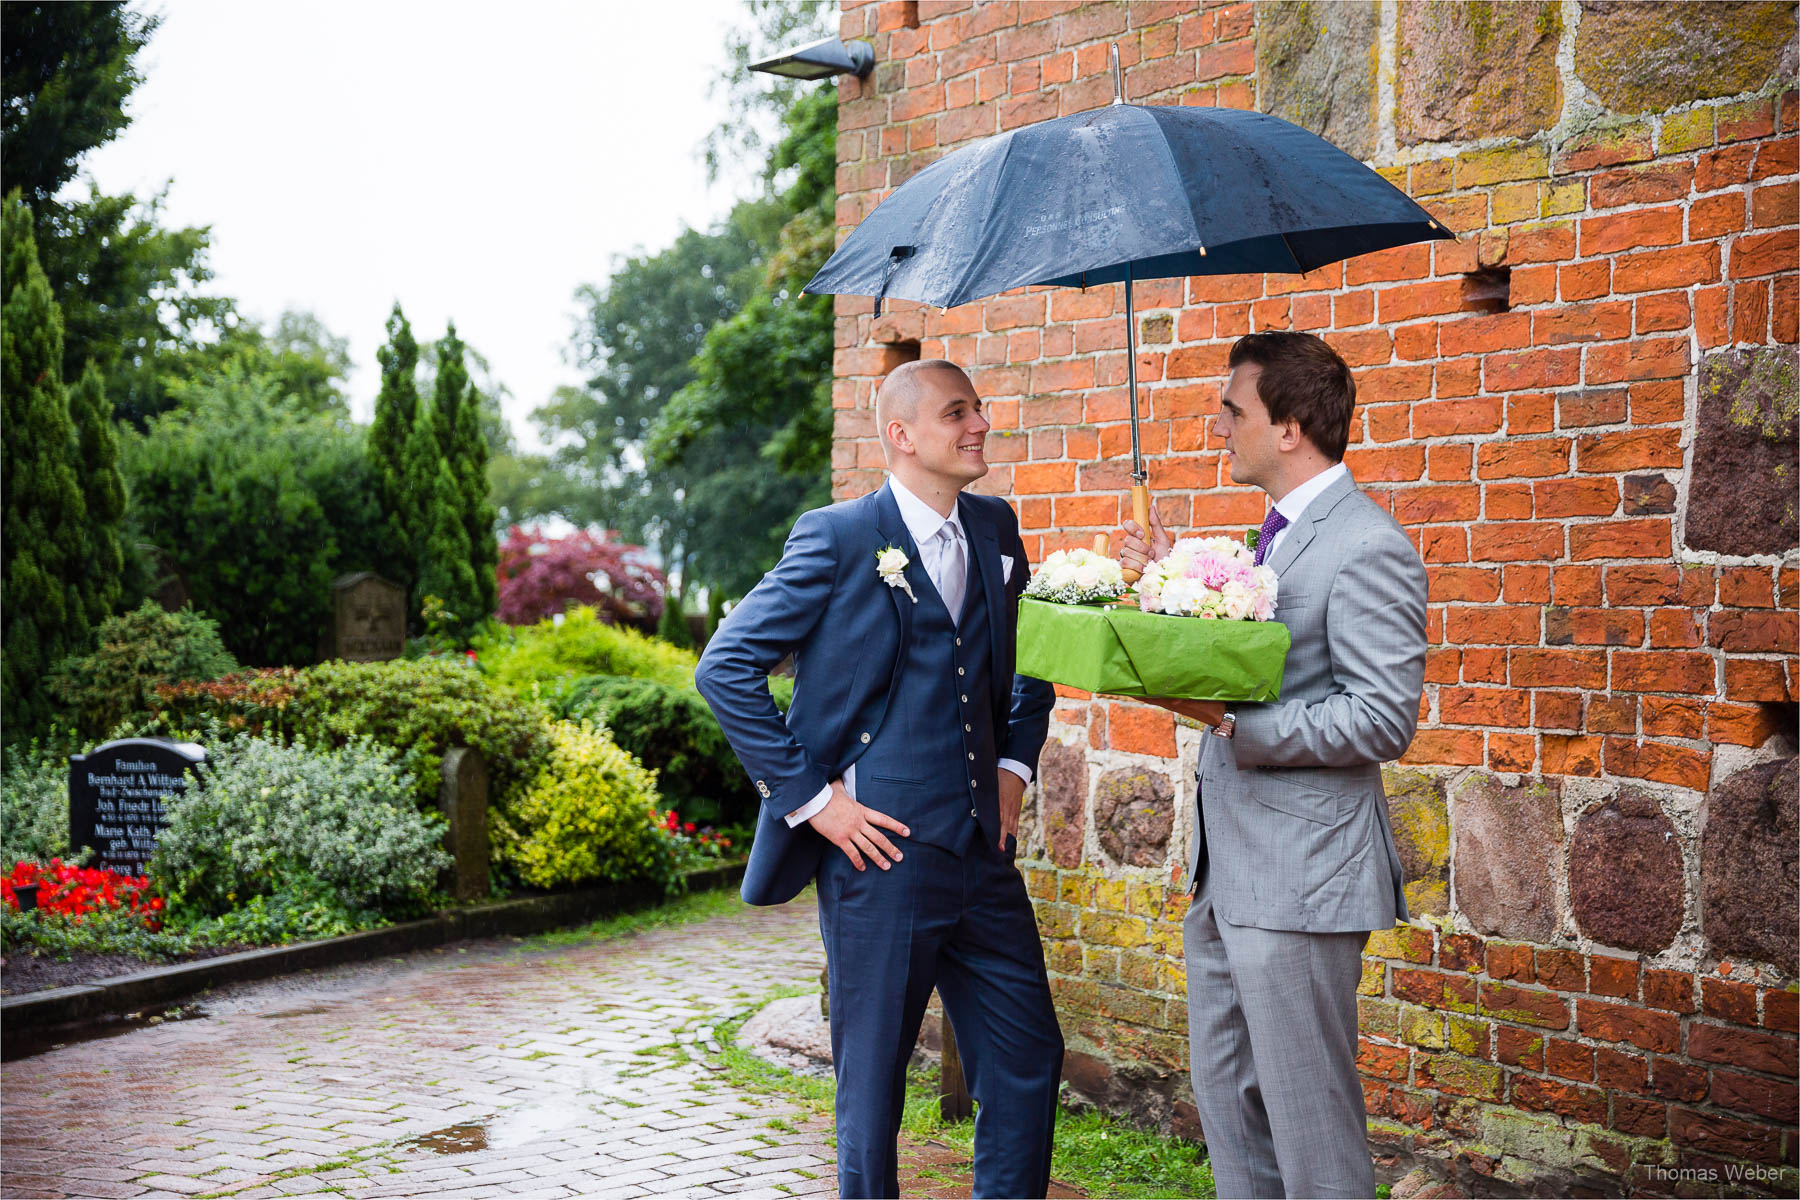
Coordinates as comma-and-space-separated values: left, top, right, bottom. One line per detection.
1120, 483, 1152, 583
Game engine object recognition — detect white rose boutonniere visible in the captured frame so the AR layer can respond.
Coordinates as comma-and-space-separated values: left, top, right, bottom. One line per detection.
876, 545, 916, 602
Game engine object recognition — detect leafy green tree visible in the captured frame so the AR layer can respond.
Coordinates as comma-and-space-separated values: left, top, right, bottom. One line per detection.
542, 222, 762, 549
0, 2, 156, 211
1, 192, 90, 734
369, 304, 423, 589
3, 4, 231, 427
647, 83, 837, 598
121, 370, 384, 666
163, 308, 352, 419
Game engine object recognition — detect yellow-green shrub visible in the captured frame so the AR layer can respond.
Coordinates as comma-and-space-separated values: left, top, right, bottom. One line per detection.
493, 721, 675, 891
473, 606, 698, 706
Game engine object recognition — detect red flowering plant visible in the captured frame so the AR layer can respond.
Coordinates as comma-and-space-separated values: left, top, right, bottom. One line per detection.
650, 807, 743, 871
3, 859, 166, 928
496, 525, 666, 630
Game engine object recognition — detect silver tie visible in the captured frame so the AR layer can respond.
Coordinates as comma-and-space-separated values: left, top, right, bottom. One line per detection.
937, 521, 967, 624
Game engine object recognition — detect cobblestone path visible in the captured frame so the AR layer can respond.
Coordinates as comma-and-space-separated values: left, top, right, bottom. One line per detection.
2, 896, 989, 1200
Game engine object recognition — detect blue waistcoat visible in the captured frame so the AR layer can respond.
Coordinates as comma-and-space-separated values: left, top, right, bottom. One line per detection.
854, 550, 997, 854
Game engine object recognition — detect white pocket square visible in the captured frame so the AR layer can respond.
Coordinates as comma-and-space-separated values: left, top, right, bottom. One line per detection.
1002, 555, 1015, 583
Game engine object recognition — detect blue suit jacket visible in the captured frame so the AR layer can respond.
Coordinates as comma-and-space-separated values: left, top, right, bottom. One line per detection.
695, 482, 1056, 906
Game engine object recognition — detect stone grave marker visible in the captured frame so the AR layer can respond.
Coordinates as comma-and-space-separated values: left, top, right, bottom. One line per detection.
332, 572, 406, 661
67, 738, 206, 875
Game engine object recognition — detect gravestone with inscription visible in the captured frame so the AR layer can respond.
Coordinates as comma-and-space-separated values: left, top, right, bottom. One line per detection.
67, 738, 206, 875
332, 572, 406, 661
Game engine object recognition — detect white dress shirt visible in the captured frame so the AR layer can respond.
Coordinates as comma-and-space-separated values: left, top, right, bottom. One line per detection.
785, 475, 1032, 827
1265, 462, 1349, 563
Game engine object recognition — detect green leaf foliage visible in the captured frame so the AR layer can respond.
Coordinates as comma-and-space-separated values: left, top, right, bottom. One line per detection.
0, 2, 156, 211
286, 658, 554, 815
492, 720, 674, 892
120, 369, 386, 665
1, 190, 95, 735
164, 308, 352, 421
473, 605, 698, 701
1, 738, 72, 864
48, 600, 238, 739
150, 734, 449, 920
68, 359, 126, 620
656, 591, 696, 650
370, 303, 423, 591
542, 46, 837, 603
557, 675, 754, 827
4, 6, 232, 426
419, 323, 496, 633
1, 903, 195, 963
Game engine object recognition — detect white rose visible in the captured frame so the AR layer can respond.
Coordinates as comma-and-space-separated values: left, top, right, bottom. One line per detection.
1073, 563, 1101, 589
878, 547, 908, 573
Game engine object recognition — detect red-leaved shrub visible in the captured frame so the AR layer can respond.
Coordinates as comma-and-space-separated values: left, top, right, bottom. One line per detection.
496, 526, 665, 628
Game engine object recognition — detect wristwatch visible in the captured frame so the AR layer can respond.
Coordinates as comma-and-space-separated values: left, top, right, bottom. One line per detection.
1214, 708, 1237, 739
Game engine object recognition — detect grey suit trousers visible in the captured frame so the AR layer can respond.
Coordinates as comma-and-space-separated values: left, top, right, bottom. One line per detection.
1185, 866, 1372, 1199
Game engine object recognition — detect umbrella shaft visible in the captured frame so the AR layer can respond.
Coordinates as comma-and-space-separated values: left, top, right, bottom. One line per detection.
1125, 271, 1145, 483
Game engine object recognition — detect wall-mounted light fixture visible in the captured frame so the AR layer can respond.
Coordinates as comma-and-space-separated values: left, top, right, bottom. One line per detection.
749, 35, 874, 81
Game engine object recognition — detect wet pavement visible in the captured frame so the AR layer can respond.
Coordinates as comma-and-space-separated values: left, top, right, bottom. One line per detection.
1, 896, 1004, 1200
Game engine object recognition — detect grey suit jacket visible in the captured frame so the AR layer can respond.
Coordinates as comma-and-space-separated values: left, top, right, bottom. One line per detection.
1188, 471, 1427, 934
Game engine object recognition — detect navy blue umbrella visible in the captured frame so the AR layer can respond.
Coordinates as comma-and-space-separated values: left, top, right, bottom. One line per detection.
805, 46, 1452, 562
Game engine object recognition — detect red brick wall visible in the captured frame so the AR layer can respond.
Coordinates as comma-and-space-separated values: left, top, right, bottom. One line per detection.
828, 1, 1798, 1190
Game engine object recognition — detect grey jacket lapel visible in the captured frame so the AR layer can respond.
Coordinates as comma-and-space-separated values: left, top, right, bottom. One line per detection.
1266, 471, 1358, 578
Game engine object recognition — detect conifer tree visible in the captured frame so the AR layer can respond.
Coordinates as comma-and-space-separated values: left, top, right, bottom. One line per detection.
413, 458, 477, 632
1, 192, 90, 734
399, 388, 443, 612
429, 324, 497, 626
368, 303, 421, 589
69, 359, 125, 628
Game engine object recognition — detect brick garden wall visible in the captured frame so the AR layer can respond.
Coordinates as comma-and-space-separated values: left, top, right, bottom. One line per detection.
827, 1, 1799, 1192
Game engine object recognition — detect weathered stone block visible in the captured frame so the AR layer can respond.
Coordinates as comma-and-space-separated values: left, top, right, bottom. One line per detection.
1396, 1, 1563, 146
1685, 348, 1799, 557
1385, 766, 1450, 917
1452, 775, 1564, 941
1702, 756, 1798, 972
1094, 766, 1174, 868
1568, 789, 1684, 953
1038, 739, 1088, 868
1256, 0, 1381, 159
1575, 1, 1799, 115
1621, 473, 1675, 516
439, 746, 490, 902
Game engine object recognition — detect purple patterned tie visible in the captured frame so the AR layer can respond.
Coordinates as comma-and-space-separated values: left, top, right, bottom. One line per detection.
1254, 507, 1290, 567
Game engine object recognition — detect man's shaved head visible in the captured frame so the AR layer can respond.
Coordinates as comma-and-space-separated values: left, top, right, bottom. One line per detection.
876, 359, 971, 456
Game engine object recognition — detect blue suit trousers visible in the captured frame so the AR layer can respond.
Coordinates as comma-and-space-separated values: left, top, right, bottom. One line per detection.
818, 836, 1064, 1199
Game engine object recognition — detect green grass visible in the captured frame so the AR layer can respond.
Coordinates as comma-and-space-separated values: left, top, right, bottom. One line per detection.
706, 986, 1215, 1200
526, 884, 743, 948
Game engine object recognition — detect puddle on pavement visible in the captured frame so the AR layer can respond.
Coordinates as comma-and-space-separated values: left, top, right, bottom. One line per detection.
1, 1003, 210, 1062
255, 1004, 334, 1019
402, 1123, 490, 1154
399, 1103, 600, 1156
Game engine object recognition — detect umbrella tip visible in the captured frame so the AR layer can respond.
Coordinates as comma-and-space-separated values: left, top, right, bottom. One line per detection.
1110, 42, 1124, 105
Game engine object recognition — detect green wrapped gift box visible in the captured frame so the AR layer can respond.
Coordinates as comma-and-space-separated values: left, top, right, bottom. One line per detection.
1015, 597, 1290, 701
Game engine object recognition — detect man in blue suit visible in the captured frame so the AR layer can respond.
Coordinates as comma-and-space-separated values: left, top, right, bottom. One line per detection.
696, 358, 1062, 1199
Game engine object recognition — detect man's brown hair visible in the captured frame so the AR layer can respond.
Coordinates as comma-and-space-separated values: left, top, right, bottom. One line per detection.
1227, 331, 1356, 462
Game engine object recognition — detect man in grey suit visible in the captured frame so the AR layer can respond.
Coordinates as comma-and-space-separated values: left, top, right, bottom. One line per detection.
1119, 330, 1427, 1198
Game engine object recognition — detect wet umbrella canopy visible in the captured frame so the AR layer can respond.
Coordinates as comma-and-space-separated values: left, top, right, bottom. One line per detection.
805, 47, 1453, 568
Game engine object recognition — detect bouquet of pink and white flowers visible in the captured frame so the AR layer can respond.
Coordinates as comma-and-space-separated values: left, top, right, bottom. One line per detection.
1133, 536, 1279, 621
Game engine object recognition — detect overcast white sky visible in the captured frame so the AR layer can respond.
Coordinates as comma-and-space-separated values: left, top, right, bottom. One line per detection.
75, 0, 763, 449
